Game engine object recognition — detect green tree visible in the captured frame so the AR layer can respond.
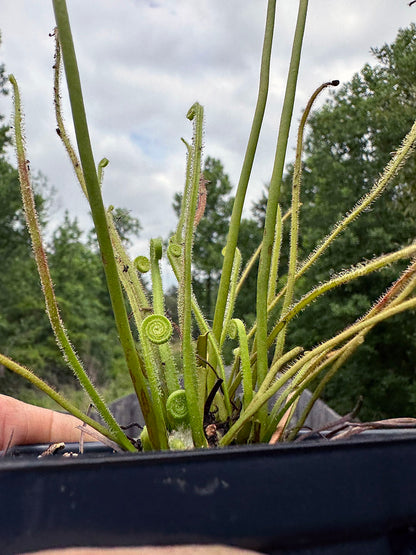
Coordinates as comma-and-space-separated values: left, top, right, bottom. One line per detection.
0, 170, 54, 394
110, 207, 142, 247
0, 59, 56, 395
233, 217, 263, 327
1, 202, 140, 398
272, 24, 416, 420
0, 55, 142, 400
48, 214, 124, 385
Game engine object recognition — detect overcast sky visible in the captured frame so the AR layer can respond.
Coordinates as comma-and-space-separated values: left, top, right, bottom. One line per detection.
1, 1, 415, 280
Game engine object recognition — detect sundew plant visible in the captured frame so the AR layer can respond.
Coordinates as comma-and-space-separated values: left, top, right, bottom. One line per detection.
3, 0, 416, 451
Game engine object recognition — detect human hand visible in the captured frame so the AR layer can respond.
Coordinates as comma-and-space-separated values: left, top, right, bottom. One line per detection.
0, 394, 88, 450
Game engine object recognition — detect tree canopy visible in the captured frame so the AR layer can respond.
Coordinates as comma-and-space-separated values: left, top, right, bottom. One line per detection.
0, 59, 139, 403
3, 25, 416, 422
179, 25, 416, 420
273, 24, 416, 420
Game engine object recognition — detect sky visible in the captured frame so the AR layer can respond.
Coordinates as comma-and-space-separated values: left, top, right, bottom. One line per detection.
0, 1, 415, 284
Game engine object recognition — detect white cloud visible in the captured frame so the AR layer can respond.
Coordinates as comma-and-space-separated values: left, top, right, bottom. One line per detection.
1, 0, 415, 274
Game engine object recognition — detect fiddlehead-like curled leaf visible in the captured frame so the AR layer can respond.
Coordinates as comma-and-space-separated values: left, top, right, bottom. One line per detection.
134, 255, 151, 273
98, 157, 109, 187
166, 389, 189, 428
168, 241, 182, 258
141, 314, 173, 344
150, 237, 163, 260
227, 319, 238, 340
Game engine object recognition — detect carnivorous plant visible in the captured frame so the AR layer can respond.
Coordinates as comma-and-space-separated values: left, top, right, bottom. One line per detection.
3, 0, 416, 451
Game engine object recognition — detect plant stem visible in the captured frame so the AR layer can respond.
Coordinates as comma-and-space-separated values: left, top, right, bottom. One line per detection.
53, 28, 88, 199
106, 208, 150, 330
181, 103, 206, 447
220, 294, 416, 445
267, 205, 283, 305
274, 80, 338, 362
212, 0, 276, 344
0, 352, 135, 451
52, 0, 166, 450
9, 74, 132, 450
255, 0, 308, 426
219, 248, 242, 347
267, 243, 416, 348
150, 238, 179, 395
296, 118, 416, 283
229, 319, 254, 409
236, 207, 291, 299
286, 334, 365, 440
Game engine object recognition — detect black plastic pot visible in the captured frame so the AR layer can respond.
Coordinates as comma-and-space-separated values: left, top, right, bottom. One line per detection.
1, 430, 416, 554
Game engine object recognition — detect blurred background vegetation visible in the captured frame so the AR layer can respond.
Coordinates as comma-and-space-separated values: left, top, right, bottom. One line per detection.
1, 25, 416, 421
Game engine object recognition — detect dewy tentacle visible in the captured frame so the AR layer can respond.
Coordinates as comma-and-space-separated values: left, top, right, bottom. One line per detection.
53, 0, 167, 450
180, 103, 207, 448
9, 74, 133, 451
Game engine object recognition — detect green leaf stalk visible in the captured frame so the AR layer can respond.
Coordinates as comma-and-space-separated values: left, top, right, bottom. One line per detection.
4, 0, 416, 453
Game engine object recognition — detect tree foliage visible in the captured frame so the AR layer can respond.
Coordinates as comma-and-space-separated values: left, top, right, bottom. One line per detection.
0, 195, 131, 398
49, 213, 127, 386
0, 57, 137, 400
273, 24, 416, 420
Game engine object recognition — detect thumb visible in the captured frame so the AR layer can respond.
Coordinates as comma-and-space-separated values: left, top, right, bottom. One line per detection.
0, 394, 87, 450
